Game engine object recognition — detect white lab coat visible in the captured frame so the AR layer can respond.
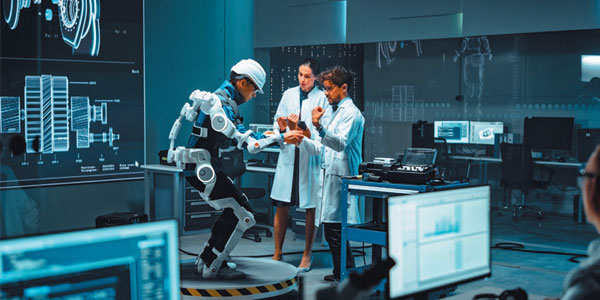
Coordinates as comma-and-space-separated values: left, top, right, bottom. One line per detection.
270, 86, 330, 208
299, 97, 365, 224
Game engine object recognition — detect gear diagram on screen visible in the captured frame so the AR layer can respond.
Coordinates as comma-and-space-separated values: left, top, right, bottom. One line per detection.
3, 0, 101, 56
0, 75, 120, 155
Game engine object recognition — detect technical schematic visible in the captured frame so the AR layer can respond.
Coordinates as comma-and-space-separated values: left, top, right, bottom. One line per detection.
391, 85, 416, 122
377, 40, 423, 69
1, 0, 143, 189
2, 74, 120, 155
3, 0, 101, 56
70, 96, 119, 149
0, 96, 21, 133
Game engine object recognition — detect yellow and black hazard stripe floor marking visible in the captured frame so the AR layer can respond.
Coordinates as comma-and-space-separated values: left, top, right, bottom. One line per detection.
181, 277, 297, 297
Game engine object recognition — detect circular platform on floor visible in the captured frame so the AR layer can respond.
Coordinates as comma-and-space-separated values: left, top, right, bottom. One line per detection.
180, 258, 298, 299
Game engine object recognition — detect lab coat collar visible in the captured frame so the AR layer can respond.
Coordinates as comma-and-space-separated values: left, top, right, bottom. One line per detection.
338, 97, 351, 107
298, 85, 319, 101
332, 97, 351, 112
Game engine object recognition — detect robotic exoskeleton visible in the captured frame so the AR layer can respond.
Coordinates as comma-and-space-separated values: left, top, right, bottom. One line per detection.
168, 87, 281, 279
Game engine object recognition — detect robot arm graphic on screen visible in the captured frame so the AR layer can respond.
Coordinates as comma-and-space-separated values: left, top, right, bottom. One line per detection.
166, 90, 280, 278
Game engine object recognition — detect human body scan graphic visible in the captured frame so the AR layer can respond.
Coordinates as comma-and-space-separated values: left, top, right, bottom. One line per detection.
453, 36, 492, 119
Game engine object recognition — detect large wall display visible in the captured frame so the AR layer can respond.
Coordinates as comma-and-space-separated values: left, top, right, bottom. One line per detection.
0, 0, 145, 188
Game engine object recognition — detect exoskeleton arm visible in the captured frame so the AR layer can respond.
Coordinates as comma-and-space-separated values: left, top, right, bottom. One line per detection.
187, 90, 281, 154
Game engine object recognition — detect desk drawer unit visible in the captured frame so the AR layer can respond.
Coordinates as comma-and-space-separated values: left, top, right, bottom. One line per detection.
184, 181, 220, 232
291, 218, 306, 234
185, 200, 214, 214
185, 211, 222, 231
185, 186, 203, 200
291, 207, 306, 219
291, 217, 322, 238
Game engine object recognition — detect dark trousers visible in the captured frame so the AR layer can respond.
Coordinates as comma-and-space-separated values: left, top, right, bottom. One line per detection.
324, 222, 355, 279
186, 172, 252, 266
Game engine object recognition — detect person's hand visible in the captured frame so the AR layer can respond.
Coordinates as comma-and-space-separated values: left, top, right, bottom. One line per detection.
301, 127, 311, 139
287, 114, 299, 130
283, 130, 304, 145
312, 106, 324, 127
276, 117, 287, 131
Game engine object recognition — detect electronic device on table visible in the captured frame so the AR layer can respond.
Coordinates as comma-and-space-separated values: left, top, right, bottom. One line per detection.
0, 220, 180, 300
359, 148, 438, 185
387, 185, 491, 299
387, 148, 437, 185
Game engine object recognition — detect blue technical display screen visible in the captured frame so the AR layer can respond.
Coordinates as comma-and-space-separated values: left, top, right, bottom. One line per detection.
0, 220, 180, 300
469, 121, 504, 145
387, 186, 491, 299
0, 0, 145, 188
433, 121, 470, 144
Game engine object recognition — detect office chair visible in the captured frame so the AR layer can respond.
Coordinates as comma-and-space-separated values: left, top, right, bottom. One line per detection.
500, 143, 543, 220
221, 150, 272, 242
434, 138, 471, 183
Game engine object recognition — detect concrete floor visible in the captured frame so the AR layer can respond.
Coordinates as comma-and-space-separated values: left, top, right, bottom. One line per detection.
179, 210, 598, 299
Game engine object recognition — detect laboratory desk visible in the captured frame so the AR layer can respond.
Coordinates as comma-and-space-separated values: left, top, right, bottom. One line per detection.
142, 164, 193, 235
143, 162, 277, 236
340, 179, 469, 281
449, 155, 585, 184
449, 156, 586, 222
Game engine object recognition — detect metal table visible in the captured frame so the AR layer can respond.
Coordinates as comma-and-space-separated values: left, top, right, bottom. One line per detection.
340, 179, 469, 280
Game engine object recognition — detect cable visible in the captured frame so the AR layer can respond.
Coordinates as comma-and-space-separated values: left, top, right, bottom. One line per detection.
492, 242, 587, 263
179, 248, 196, 256
362, 242, 367, 266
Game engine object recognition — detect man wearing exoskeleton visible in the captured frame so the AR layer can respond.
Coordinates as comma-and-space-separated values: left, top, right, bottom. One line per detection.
167, 59, 305, 279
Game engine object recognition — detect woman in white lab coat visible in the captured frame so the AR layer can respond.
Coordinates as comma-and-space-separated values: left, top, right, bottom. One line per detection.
270, 58, 329, 271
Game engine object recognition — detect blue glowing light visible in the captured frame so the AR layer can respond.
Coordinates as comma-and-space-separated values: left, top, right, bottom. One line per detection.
45, 9, 53, 21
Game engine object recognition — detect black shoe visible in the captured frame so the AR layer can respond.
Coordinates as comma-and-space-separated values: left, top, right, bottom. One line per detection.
323, 274, 339, 282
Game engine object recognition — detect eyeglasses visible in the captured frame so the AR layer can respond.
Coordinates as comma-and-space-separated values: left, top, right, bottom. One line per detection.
245, 79, 259, 97
248, 80, 259, 92
323, 84, 339, 92
577, 170, 599, 189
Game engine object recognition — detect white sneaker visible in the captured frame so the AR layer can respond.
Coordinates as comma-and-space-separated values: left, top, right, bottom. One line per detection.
200, 263, 246, 279
194, 257, 205, 276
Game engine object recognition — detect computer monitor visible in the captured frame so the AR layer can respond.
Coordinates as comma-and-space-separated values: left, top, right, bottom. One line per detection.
402, 148, 437, 166
249, 123, 274, 134
387, 185, 491, 299
0, 220, 180, 300
433, 121, 470, 144
523, 117, 574, 151
412, 122, 434, 149
469, 121, 504, 145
